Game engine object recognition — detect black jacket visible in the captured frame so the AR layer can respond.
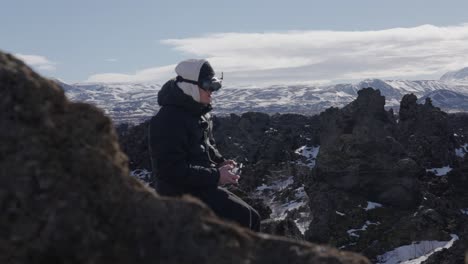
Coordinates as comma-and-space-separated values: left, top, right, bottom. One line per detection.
149, 79, 225, 196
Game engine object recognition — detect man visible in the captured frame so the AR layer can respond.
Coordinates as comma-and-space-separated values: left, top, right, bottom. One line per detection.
148, 59, 260, 231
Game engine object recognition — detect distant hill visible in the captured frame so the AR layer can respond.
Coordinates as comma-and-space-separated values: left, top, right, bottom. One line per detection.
440, 66, 468, 84
58, 68, 468, 124
418, 89, 468, 112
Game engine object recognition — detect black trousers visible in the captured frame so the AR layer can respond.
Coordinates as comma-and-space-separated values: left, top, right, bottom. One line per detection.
192, 187, 261, 232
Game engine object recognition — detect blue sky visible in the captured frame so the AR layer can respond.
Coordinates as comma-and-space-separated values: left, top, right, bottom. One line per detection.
1, 0, 468, 85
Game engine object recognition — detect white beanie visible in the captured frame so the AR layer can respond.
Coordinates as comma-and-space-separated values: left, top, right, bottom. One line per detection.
175, 59, 207, 82
175, 59, 208, 103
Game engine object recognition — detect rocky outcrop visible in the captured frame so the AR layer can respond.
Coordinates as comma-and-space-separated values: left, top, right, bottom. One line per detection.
447, 113, 468, 192
306, 89, 468, 262
315, 88, 421, 208
448, 112, 468, 140
398, 95, 456, 168
421, 222, 468, 264
0, 51, 371, 263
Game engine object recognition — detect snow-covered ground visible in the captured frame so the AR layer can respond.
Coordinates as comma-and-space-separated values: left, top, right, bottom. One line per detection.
255, 176, 308, 221
253, 145, 320, 234
347, 221, 380, 238
254, 171, 313, 234
376, 234, 459, 264
256, 176, 294, 193
455, 143, 468, 158
294, 145, 320, 168
426, 166, 452, 176
363, 201, 383, 211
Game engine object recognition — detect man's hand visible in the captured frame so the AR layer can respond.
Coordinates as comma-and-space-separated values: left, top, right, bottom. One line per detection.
218, 159, 237, 167
218, 164, 240, 185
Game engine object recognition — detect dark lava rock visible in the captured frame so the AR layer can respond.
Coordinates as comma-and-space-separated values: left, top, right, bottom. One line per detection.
448, 112, 468, 141
398, 95, 457, 168
315, 88, 421, 208
260, 218, 304, 241
211, 112, 320, 192
421, 221, 468, 264
116, 121, 151, 171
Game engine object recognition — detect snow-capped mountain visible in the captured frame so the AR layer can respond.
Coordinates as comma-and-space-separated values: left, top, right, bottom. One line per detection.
59, 70, 468, 124
63, 82, 161, 124
440, 67, 468, 84
418, 90, 468, 111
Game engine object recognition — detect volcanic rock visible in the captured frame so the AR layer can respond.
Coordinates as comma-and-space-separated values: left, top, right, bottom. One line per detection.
315, 88, 421, 208
398, 94, 457, 168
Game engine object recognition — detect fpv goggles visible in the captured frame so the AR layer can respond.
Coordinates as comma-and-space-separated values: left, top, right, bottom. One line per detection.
176, 73, 223, 92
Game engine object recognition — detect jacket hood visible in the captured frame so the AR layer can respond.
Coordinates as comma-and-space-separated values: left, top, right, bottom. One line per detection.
157, 79, 212, 116
175, 59, 211, 83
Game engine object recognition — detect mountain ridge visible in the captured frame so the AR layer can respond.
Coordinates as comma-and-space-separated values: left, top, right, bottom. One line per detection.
440, 66, 468, 84
58, 70, 468, 124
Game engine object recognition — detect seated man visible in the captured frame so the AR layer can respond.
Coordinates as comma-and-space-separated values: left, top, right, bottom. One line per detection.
148, 59, 260, 231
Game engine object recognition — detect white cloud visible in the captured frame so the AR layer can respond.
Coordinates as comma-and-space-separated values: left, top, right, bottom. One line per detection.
105, 58, 118, 62
86, 23, 468, 85
87, 64, 175, 83
15, 53, 57, 71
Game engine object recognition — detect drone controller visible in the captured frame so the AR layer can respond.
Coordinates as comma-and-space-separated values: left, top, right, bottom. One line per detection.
231, 163, 243, 176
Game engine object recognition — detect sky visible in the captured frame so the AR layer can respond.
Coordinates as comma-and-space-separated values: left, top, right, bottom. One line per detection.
1, 0, 468, 86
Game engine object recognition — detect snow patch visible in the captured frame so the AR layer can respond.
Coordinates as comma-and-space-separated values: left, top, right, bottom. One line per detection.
256, 176, 294, 192
266, 185, 308, 221
265, 127, 278, 134
336, 211, 346, 216
130, 169, 152, 184
455, 143, 468, 158
294, 186, 307, 199
365, 201, 383, 211
426, 166, 452, 176
376, 234, 459, 264
294, 211, 311, 235
294, 145, 320, 168
347, 221, 380, 238
255, 179, 311, 234
270, 200, 307, 221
